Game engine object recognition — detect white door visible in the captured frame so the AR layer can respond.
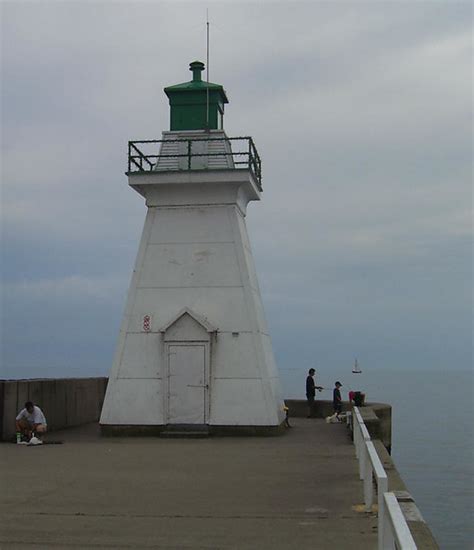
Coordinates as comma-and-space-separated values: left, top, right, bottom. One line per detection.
167, 344, 207, 424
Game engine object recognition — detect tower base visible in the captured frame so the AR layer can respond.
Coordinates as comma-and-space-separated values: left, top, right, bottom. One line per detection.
100, 422, 287, 438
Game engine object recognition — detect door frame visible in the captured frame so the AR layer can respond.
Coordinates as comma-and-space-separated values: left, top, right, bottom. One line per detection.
164, 341, 210, 425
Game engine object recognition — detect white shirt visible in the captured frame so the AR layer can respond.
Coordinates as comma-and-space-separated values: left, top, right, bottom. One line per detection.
16, 405, 47, 425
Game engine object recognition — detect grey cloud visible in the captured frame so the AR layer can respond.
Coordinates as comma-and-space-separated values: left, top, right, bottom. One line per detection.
1, 1, 471, 378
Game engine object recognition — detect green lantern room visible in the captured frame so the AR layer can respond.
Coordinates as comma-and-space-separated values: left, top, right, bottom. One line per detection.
164, 61, 229, 131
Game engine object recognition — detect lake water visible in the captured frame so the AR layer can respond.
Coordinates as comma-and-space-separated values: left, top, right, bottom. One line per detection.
280, 367, 473, 550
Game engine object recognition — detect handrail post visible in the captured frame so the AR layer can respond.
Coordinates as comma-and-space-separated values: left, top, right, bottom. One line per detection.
367, 440, 389, 549
359, 425, 366, 480
357, 421, 362, 457
378, 476, 388, 549
382, 493, 417, 550
346, 411, 352, 431
354, 407, 360, 458
187, 140, 192, 170
382, 507, 395, 550
363, 443, 373, 511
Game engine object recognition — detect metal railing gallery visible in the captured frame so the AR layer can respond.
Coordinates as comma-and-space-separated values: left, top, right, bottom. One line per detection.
127, 136, 262, 191
351, 407, 417, 550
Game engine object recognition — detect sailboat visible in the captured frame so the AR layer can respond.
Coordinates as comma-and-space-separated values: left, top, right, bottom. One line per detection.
352, 358, 362, 374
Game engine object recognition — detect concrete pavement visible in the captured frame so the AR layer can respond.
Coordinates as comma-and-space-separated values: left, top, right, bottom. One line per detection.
0, 418, 377, 549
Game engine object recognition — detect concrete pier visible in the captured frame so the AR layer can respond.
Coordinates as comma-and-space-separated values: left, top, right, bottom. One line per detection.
0, 418, 377, 549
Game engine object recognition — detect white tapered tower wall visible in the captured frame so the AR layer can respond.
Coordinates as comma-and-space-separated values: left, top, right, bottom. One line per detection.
100, 130, 285, 430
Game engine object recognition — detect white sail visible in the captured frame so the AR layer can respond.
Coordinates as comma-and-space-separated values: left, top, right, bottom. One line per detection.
352, 358, 362, 373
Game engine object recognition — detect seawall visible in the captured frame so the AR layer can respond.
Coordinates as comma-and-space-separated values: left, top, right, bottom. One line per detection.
0, 377, 108, 441
1, 379, 388, 445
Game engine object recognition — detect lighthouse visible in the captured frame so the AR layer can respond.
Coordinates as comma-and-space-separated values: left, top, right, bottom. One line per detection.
100, 61, 285, 435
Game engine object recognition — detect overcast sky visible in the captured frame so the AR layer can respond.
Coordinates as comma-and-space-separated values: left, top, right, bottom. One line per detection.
1, 1, 472, 388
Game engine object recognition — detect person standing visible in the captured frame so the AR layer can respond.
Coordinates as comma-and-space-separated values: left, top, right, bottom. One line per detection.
306, 368, 323, 418
333, 381, 343, 416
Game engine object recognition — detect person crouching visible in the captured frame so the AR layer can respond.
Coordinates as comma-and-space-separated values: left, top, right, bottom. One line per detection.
15, 401, 47, 442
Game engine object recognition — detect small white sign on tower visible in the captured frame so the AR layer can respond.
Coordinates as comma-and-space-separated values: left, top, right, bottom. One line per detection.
100, 61, 285, 435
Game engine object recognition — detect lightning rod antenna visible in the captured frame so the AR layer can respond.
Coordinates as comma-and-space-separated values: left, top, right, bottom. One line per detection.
206, 9, 210, 129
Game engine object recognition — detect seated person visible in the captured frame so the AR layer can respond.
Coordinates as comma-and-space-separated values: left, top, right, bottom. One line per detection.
15, 401, 47, 441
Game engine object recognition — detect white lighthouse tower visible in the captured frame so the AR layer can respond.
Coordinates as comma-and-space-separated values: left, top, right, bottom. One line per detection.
100, 61, 285, 435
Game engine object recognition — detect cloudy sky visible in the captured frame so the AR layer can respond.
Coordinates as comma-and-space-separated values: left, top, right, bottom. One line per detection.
1, 1, 472, 388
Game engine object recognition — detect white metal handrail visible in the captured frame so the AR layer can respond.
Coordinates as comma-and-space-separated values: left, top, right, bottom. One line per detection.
352, 407, 417, 550
353, 407, 371, 479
